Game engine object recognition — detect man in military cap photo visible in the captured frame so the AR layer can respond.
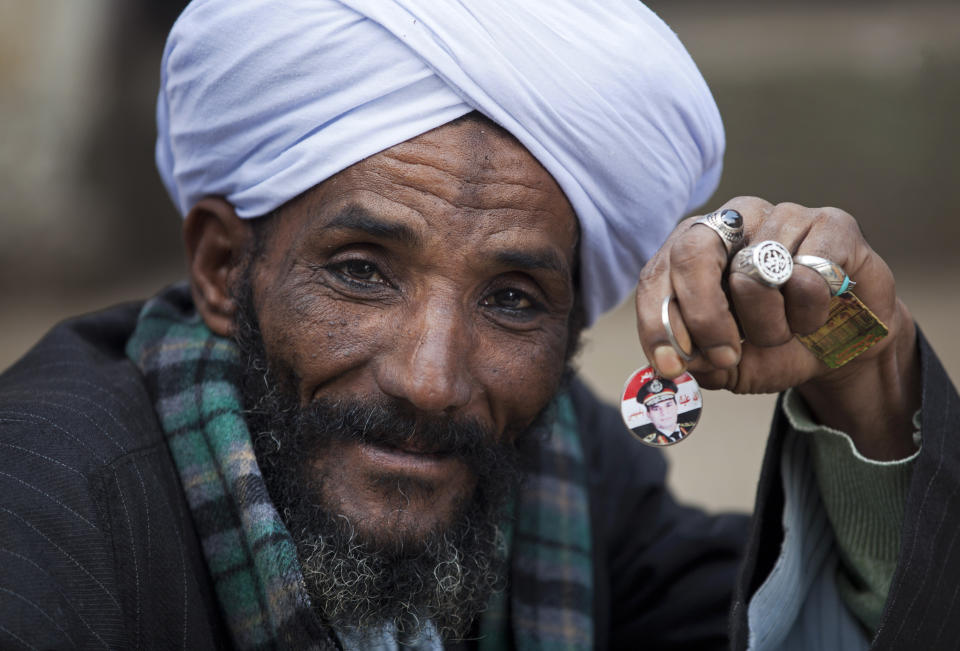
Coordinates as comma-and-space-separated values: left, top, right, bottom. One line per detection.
636, 377, 693, 445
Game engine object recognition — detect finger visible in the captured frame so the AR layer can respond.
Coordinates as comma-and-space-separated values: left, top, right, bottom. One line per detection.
691, 366, 735, 392
669, 224, 741, 368
635, 265, 690, 379
783, 266, 832, 335
728, 202, 814, 346
728, 273, 792, 347
783, 207, 860, 334
733, 339, 822, 391
691, 333, 824, 394
666, 197, 776, 368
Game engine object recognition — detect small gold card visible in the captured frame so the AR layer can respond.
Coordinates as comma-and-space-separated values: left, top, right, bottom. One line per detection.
797, 292, 889, 368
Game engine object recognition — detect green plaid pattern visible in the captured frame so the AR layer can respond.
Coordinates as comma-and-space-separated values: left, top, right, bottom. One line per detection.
127, 285, 593, 649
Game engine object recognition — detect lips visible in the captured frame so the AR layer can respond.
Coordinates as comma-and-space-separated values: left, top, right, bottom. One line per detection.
383, 438, 452, 456
347, 443, 463, 487
351, 423, 460, 456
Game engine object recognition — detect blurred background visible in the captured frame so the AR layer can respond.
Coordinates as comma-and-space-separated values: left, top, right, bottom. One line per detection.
2, 0, 958, 513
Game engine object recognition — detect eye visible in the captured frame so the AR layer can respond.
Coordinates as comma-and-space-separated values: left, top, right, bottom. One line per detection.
331, 259, 385, 284
481, 288, 535, 311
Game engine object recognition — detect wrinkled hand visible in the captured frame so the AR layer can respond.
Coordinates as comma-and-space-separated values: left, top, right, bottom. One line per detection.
635, 197, 920, 459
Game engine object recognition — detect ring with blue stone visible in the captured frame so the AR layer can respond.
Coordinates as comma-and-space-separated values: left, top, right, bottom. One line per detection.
793, 255, 856, 296
692, 209, 745, 258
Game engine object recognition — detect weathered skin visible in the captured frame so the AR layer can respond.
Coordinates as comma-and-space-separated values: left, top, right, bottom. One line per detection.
183, 118, 579, 542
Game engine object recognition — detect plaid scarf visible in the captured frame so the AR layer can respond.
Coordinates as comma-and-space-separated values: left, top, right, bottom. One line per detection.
126, 285, 593, 650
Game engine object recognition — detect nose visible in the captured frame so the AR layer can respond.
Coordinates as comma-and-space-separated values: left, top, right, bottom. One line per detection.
374, 297, 473, 414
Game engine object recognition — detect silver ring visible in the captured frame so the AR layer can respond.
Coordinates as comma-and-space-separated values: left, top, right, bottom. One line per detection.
731, 240, 794, 288
692, 209, 745, 257
661, 294, 696, 362
793, 255, 856, 296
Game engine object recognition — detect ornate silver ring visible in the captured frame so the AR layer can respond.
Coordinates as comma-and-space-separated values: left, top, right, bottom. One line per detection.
692, 209, 746, 258
793, 254, 856, 296
731, 240, 794, 288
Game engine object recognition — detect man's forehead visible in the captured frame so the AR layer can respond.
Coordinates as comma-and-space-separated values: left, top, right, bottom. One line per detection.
380, 115, 537, 177
270, 120, 579, 258
342, 118, 572, 214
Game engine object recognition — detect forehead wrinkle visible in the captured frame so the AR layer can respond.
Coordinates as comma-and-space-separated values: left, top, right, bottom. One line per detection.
359, 168, 538, 224
375, 150, 560, 213
386, 148, 548, 194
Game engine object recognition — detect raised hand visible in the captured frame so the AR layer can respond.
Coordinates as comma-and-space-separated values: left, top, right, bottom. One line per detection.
634, 196, 920, 459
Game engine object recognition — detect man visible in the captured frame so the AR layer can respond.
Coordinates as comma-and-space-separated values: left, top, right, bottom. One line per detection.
636, 378, 691, 445
2, 1, 958, 650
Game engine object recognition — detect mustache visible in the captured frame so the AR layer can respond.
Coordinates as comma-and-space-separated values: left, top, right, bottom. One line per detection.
251, 397, 508, 465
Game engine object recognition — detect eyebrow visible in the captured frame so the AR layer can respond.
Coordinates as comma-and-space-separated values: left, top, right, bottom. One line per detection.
323, 205, 422, 247
494, 249, 568, 276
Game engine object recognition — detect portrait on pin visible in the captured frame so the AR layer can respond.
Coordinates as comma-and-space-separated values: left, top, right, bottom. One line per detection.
621, 367, 702, 446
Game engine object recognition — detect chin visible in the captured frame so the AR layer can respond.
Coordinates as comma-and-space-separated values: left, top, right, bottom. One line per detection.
313, 448, 479, 549
286, 452, 509, 638
338, 496, 465, 549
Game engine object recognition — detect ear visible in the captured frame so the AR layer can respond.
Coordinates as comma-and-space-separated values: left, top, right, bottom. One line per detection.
183, 197, 252, 337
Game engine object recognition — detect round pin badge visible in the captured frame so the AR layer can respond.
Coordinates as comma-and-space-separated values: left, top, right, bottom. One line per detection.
620, 365, 703, 446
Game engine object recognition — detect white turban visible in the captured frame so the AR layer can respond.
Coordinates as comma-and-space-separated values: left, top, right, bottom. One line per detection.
157, 0, 724, 324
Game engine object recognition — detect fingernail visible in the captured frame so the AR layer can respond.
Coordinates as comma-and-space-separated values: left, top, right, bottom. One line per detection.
707, 345, 740, 368
653, 345, 684, 377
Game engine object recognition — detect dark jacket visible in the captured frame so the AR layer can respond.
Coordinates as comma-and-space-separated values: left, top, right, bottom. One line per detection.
730, 329, 960, 650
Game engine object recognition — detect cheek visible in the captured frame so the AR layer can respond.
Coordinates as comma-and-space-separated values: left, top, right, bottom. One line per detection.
256, 281, 388, 400
474, 324, 569, 433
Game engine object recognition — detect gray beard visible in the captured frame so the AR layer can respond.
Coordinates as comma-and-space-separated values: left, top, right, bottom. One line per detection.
290, 503, 508, 639
232, 281, 534, 640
